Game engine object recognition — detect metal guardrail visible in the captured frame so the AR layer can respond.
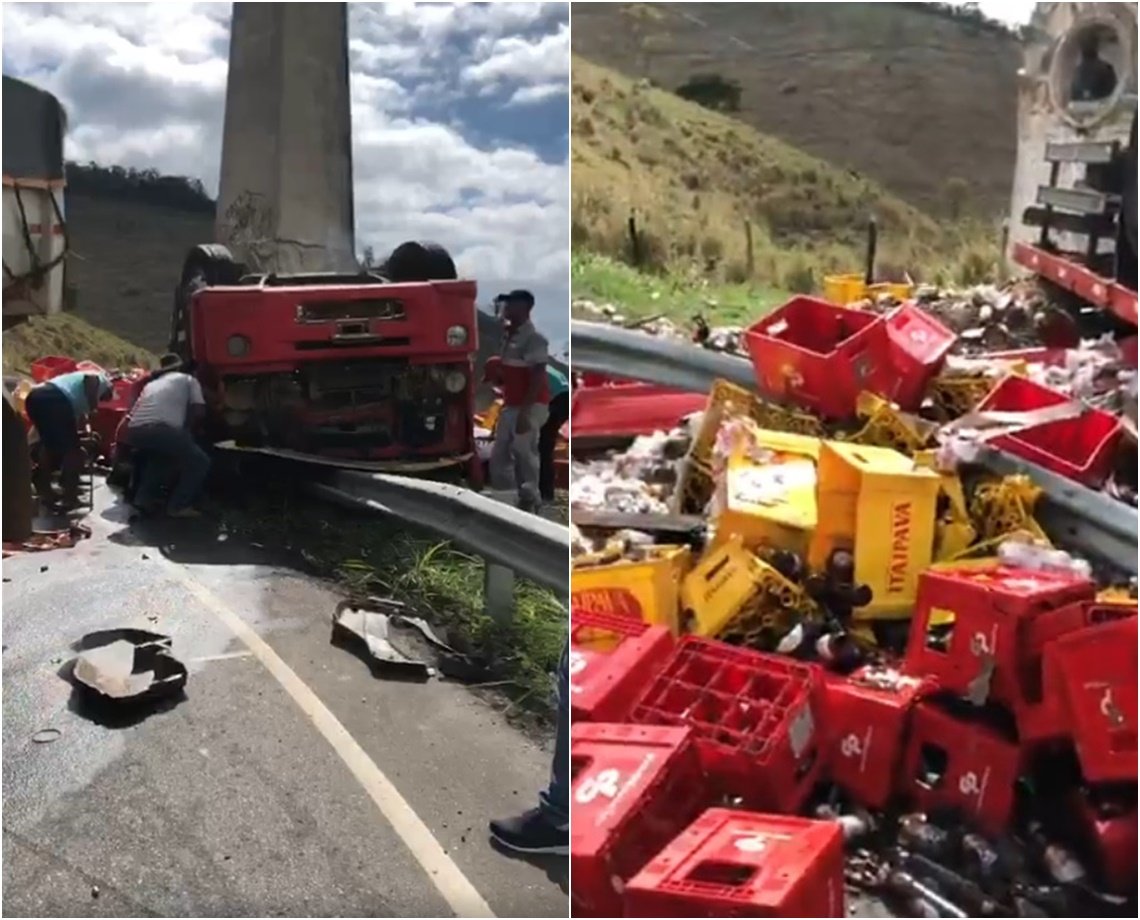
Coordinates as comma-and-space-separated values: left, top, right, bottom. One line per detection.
570, 321, 1138, 575
219, 445, 569, 621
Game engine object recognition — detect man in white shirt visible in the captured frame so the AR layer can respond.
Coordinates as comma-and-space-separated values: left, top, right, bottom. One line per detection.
123, 353, 210, 518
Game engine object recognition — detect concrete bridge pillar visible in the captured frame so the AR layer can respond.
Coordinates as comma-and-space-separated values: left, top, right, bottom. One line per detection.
216, 1, 356, 274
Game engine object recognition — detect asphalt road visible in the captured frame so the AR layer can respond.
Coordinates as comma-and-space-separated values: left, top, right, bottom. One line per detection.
2, 484, 567, 918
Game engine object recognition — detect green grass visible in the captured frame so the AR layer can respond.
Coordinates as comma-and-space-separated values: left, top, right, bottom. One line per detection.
571, 56, 1003, 309
572, 251, 789, 326
2, 313, 155, 377
220, 489, 566, 721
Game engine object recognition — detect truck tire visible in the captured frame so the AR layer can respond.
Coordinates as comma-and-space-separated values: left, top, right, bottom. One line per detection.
170, 244, 242, 355
179, 243, 242, 290
383, 241, 458, 282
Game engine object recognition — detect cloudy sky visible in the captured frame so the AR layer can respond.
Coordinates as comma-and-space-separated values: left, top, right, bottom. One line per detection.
1, 1, 570, 344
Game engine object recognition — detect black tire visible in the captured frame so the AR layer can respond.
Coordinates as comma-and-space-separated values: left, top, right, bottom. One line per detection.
383, 241, 457, 283
170, 244, 242, 355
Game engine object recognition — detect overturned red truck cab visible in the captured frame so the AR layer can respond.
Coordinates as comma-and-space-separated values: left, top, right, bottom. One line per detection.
161, 242, 483, 484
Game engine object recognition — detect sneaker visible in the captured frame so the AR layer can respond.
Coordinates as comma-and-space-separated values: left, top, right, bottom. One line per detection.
517, 494, 541, 515
489, 807, 567, 856
167, 507, 203, 519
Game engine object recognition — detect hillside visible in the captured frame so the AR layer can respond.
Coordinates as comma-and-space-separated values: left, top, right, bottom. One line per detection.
571, 56, 997, 290
2, 313, 155, 376
571, 1, 1020, 217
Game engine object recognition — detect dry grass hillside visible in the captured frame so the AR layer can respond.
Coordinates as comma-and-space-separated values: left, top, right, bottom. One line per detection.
572, 56, 998, 291
572, 1, 1020, 217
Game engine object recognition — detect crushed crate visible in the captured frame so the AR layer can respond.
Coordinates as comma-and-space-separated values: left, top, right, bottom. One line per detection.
883, 302, 957, 410
1044, 615, 1137, 784
903, 562, 1097, 710
967, 476, 1050, 544
809, 441, 941, 620
710, 440, 818, 557
570, 610, 675, 723
744, 296, 894, 420
680, 535, 816, 645
572, 545, 693, 633
629, 637, 823, 812
623, 808, 845, 918
976, 375, 1123, 487
571, 723, 706, 918
689, 379, 769, 473
821, 667, 935, 810
899, 700, 1024, 836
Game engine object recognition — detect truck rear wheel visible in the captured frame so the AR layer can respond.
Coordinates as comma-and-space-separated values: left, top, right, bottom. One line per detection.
170, 244, 242, 355
383, 241, 457, 282
1119, 113, 1137, 289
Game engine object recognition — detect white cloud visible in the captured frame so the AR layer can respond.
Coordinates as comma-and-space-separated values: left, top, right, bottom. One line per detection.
506, 82, 567, 106
1, 1, 570, 322
463, 23, 569, 89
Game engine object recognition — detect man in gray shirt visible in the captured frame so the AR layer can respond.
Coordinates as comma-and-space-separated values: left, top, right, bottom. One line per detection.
123, 354, 210, 517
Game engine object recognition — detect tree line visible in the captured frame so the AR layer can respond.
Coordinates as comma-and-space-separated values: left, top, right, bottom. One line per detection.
65, 161, 215, 214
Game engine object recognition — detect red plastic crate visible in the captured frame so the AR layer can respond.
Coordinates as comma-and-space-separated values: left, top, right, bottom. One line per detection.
623, 808, 845, 918
976, 375, 1123, 486
30, 354, 78, 382
1016, 600, 1137, 745
1066, 788, 1137, 895
903, 563, 1096, 711
898, 701, 1024, 835
743, 296, 893, 420
1044, 616, 1137, 784
821, 667, 934, 810
570, 609, 675, 723
883, 303, 956, 410
571, 723, 706, 918
571, 382, 706, 440
629, 637, 824, 811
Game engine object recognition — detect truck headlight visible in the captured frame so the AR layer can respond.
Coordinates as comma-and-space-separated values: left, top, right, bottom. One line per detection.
446, 325, 468, 347
444, 370, 467, 393
227, 335, 251, 357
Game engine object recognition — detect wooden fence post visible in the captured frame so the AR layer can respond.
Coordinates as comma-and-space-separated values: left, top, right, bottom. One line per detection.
744, 219, 754, 277
628, 211, 641, 266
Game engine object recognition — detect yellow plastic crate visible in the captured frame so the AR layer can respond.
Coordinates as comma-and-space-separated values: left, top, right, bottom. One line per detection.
711, 441, 819, 556
689, 379, 769, 472
823, 273, 914, 307
680, 535, 814, 642
809, 441, 941, 621
571, 545, 693, 633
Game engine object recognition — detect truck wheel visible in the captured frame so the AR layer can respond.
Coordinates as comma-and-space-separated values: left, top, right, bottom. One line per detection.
383, 241, 458, 282
170, 244, 243, 354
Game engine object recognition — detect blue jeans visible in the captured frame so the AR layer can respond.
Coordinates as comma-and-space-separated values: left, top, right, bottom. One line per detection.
539, 639, 569, 828
125, 424, 210, 512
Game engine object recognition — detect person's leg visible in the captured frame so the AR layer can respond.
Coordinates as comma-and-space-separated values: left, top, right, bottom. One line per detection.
538, 392, 568, 502
166, 429, 211, 513
25, 387, 78, 502
489, 639, 569, 855
124, 426, 169, 511
489, 406, 519, 492
514, 404, 549, 511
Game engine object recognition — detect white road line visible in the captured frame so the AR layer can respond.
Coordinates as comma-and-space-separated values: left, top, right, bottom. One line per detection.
164, 562, 496, 918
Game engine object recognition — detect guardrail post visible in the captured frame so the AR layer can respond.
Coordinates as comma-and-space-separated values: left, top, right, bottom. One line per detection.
483, 563, 515, 624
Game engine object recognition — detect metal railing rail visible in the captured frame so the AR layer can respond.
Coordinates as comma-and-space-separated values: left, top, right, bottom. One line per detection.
570, 320, 1138, 575
219, 445, 569, 621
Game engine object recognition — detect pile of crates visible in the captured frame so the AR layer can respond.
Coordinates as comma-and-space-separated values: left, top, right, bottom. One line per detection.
570, 580, 1138, 916
569, 295, 1138, 917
